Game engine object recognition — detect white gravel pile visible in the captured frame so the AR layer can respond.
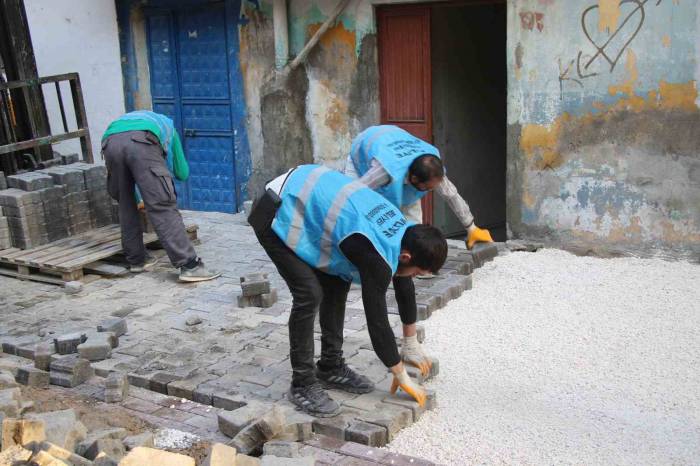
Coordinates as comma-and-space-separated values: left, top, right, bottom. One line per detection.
388, 249, 700, 465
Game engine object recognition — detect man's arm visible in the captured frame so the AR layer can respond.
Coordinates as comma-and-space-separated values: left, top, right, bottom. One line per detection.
358, 160, 391, 190
171, 132, 190, 182
434, 176, 474, 228
339, 234, 400, 368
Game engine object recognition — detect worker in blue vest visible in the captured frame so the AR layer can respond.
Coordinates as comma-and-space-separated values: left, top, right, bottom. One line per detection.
344, 125, 493, 379
249, 165, 447, 417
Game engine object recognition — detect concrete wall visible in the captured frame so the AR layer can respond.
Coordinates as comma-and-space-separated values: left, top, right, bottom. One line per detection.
25, 0, 125, 162
507, 0, 700, 260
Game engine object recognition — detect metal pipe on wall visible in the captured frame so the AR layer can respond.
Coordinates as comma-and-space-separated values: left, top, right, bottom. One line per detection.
273, 0, 289, 70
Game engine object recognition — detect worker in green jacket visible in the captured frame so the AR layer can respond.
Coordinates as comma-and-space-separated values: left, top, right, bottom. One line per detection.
102, 111, 219, 282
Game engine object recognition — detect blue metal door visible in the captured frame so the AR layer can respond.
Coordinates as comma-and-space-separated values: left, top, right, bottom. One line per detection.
145, 2, 238, 213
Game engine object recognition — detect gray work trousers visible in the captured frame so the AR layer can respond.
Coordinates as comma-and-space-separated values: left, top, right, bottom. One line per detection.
102, 130, 196, 268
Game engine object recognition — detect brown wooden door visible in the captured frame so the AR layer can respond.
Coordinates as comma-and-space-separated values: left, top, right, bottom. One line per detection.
377, 5, 434, 224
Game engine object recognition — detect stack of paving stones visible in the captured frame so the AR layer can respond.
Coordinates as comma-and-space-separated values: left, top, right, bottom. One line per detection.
238, 272, 278, 308
67, 162, 112, 228
37, 164, 90, 236
0, 161, 116, 250
0, 207, 11, 250
0, 188, 48, 249
40, 183, 69, 242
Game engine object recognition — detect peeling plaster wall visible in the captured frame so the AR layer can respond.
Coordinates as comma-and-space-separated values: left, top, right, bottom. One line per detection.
507, 0, 700, 260
239, 0, 380, 192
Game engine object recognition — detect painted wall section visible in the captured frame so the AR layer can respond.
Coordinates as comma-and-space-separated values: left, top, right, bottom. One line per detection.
24, 0, 125, 161
507, 0, 700, 260
239, 0, 380, 191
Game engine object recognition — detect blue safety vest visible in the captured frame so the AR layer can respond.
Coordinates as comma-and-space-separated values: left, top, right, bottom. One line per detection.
272, 165, 414, 283
349, 125, 441, 208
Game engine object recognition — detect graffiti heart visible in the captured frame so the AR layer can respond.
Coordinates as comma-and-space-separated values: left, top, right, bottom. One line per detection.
558, 0, 667, 97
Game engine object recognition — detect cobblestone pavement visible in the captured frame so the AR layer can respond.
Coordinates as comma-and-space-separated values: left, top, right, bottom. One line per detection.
0, 211, 495, 460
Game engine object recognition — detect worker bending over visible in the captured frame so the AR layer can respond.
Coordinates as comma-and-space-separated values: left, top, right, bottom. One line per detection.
249, 165, 447, 417
344, 124, 493, 377
102, 111, 219, 282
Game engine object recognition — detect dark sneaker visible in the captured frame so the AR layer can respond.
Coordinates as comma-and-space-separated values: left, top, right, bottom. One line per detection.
129, 254, 160, 273
179, 258, 221, 283
316, 363, 374, 394
288, 382, 340, 418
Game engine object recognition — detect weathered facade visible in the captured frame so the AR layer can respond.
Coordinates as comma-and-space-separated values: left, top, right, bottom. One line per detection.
507, 0, 700, 259
112, 0, 699, 258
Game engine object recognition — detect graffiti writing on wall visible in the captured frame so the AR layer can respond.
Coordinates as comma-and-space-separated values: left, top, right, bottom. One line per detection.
558, 0, 666, 97
520, 11, 545, 32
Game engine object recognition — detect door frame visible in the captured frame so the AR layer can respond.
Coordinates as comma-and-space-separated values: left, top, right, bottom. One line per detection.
376, 4, 434, 224
119, 0, 251, 212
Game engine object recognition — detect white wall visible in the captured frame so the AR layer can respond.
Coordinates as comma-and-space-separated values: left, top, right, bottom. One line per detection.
24, 0, 125, 162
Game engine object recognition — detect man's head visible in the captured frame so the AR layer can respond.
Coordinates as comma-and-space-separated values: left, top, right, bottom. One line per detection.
397, 224, 448, 277
408, 155, 444, 192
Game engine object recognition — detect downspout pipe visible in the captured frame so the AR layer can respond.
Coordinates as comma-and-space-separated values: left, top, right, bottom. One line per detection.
273, 0, 289, 70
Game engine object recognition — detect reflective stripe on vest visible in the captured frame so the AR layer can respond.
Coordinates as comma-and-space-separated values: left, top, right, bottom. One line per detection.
272, 165, 412, 282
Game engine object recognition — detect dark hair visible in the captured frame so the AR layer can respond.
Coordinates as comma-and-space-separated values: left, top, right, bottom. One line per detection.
400, 224, 448, 274
408, 155, 444, 184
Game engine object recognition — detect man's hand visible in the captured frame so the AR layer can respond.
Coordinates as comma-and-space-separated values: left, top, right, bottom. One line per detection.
401, 335, 432, 377
137, 201, 145, 210
467, 224, 493, 249
390, 366, 427, 407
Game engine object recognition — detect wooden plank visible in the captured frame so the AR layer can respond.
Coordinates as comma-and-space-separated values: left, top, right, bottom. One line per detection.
0, 73, 79, 91
12, 228, 119, 264
61, 269, 83, 282
41, 238, 123, 270
26, 230, 122, 267
58, 243, 125, 270
0, 129, 87, 155
0, 266, 66, 285
6, 225, 118, 262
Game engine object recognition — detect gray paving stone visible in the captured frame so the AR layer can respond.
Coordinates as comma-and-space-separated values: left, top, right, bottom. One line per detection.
241, 279, 271, 297
34, 344, 54, 371
212, 391, 248, 411
97, 318, 128, 337
263, 440, 300, 458
217, 400, 268, 438
15, 365, 50, 387
123, 432, 155, 450
230, 407, 285, 455
54, 333, 88, 355
49, 355, 93, 387
26, 409, 87, 452
167, 373, 217, 400
78, 340, 112, 361
470, 242, 499, 267
0, 387, 22, 417
345, 420, 387, 447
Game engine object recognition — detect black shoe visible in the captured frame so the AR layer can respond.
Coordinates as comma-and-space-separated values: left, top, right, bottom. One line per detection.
288, 382, 340, 418
316, 363, 375, 394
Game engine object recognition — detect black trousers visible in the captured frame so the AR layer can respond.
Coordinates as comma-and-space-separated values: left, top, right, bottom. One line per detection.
251, 192, 350, 387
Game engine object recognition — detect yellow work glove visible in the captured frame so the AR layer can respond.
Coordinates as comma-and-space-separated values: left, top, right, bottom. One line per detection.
401, 335, 432, 377
390, 367, 427, 407
467, 224, 493, 249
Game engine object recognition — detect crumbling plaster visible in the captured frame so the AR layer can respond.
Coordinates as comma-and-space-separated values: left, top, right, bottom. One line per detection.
507, 0, 700, 260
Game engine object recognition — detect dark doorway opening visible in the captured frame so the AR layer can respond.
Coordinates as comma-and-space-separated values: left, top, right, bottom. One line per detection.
376, 1, 507, 240
431, 1, 507, 239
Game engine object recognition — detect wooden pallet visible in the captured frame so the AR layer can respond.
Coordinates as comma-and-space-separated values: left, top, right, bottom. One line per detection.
0, 223, 198, 285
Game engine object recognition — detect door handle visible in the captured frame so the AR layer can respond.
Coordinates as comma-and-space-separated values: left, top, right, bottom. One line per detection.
184, 129, 197, 137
